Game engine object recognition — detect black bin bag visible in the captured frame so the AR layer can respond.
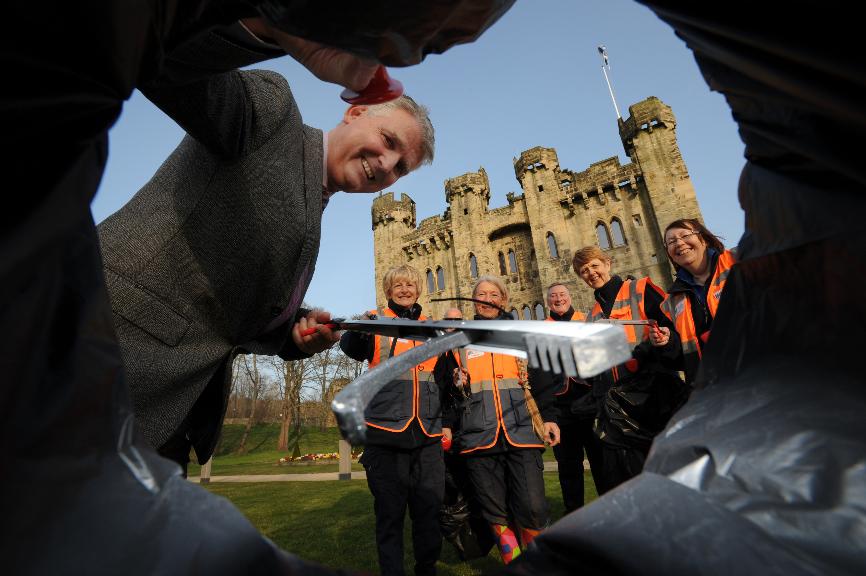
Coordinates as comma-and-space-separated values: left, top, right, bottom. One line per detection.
256, 0, 516, 67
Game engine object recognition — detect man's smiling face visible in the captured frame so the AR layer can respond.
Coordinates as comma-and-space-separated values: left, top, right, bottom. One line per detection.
326, 106, 423, 193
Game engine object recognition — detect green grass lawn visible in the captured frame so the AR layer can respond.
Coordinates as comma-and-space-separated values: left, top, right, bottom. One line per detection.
190, 424, 562, 476
189, 424, 356, 476
203, 472, 597, 575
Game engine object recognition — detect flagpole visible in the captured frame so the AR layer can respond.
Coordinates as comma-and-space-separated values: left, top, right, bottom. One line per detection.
598, 45, 621, 120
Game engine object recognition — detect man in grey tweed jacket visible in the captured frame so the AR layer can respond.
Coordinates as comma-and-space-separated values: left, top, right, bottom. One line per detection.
98, 26, 434, 474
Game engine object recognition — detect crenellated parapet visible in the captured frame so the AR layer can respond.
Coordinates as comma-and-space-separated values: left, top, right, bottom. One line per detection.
445, 167, 491, 207
513, 146, 560, 185
558, 157, 642, 211
401, 217, 453, 261
618, 96, 677, 157
371, 191, 416, 230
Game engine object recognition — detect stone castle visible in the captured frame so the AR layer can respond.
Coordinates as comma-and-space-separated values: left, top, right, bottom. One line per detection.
371, 96, 703, 319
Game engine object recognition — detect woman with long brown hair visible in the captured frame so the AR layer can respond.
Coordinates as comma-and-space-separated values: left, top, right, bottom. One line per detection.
659, 218, 737, 385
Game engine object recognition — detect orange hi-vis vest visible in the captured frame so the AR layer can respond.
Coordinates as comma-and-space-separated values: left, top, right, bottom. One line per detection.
586, 277, 665, 382
455, 349, 545, 454
660, 250, 736, 383
365, 307, 442, 437
545, 309, 588, 396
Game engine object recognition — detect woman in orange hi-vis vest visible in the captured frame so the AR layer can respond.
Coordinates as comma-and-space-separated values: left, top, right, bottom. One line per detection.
444, 275, 560, 565
572, 246, 686, 494
339, 265, 448, 576
658, 219, 737, 386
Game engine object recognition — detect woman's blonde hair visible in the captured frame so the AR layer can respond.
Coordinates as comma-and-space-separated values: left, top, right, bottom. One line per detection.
471, 275, 509, 304
572, 245, 611, 274
382, 264, 422, 298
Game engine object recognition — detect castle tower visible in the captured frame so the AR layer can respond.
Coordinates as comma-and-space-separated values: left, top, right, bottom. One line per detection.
512, 147, 581, 306
371, 192, 416, 308
443, 169, 492, 314
619, 97, 702, 235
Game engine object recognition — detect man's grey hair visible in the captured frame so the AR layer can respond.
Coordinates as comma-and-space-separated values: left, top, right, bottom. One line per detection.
366, 95, 435, 167
546, 282, 570, 296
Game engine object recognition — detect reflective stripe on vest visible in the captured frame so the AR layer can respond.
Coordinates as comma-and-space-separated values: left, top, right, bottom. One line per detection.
366, 307, 440, 436
458, 351, 544, 453
707, 250, 736, 317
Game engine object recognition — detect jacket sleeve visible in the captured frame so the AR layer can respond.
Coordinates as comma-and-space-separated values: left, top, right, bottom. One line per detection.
529, 367, 560, 423
253, 308, 315, 361
140, 24, 290, 160
340, 331, 375, 363
434, 352, 460, 429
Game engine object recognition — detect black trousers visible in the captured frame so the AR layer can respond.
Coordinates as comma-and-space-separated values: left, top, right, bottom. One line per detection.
551, 418, 604, 512
361, 443, 445, 576
596, 442, 648, 495
464, 448, 548, 530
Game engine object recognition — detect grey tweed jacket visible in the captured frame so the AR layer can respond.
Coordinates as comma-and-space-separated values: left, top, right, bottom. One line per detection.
98, 67, 323, 462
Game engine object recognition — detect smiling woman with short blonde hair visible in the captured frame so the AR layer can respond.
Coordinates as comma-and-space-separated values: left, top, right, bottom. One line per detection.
381, 264, 422, 299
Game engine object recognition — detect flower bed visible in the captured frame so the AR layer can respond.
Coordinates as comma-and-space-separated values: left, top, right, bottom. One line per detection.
278, 451, 362, 464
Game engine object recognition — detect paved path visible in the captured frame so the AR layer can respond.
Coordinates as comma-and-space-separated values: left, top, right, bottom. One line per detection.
190, 461, 565, 483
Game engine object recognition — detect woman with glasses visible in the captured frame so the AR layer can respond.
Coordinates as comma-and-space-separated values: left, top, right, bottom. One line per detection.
659, 219, 737, 386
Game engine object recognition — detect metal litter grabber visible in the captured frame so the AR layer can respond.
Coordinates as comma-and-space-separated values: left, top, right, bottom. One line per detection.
330, 318, 631, 445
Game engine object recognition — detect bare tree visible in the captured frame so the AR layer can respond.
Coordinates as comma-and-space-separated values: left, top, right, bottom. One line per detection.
266, 354, 317, 452
236, 353, 263, 453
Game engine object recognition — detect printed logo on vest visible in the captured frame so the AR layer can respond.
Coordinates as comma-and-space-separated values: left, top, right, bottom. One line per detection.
466, 349, 485, 359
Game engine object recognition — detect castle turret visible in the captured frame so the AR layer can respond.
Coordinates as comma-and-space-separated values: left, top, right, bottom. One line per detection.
372, 192, 416, 301
445, 167, 491, 219
619, 97, 702, 232
513, 146, 561, 199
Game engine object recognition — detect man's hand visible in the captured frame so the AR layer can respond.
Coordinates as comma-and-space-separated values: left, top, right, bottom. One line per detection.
292, 309, 340, 355
453, 367, 470, 389
442, 427, 452, 442
243, 18, 378, 92
543, 421, 561, 447
649, 325, 670, 347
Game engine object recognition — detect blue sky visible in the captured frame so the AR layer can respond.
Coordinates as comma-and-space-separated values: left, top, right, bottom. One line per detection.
93, 0, 745, 319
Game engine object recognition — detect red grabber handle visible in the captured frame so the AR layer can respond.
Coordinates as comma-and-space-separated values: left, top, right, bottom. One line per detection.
299, 318, 346, 337
340, 66, 404, 105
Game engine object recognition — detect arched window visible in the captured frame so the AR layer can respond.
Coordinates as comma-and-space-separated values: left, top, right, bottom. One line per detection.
546, 232, 559, 259
436, 266, 445, 291
426, 269, 435, 294
498, 252, 507, 275
596, 222, 612, 250
611, 218, 627, 246
508, 249, 518, 274
469, 253, 478, 278
522, 305, 532, 320
535, 303, 545, 320
510, 308, 519, 320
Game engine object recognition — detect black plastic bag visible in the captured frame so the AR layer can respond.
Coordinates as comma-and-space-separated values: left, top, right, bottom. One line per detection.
255, 0, 517, 67
596, 369, 689, 449
439, 452, 495, 561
